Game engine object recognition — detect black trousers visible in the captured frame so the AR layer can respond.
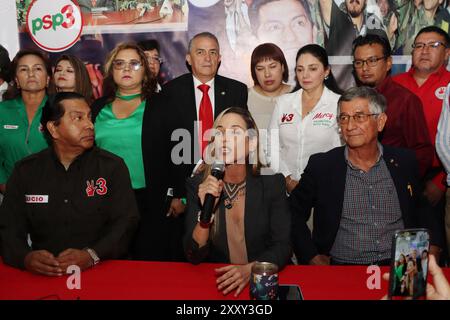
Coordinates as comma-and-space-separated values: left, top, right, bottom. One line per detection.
130, 188, 186, 262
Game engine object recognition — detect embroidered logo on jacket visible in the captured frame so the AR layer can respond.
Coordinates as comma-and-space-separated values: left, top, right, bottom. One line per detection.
435, 87, 446, 100
86, 178, 108, 197
281, 113, 294, 123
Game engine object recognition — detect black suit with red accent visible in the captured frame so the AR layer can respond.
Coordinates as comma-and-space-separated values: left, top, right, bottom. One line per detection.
160, 73, 248, 199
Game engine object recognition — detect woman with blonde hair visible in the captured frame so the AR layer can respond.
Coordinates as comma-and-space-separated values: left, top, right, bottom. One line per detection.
184, 107, 291, 297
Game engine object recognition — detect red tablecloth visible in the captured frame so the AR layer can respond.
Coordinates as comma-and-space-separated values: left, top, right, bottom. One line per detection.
1, 260, 449, 300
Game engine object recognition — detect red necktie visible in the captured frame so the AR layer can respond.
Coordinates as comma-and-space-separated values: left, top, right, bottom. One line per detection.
198, 84, 213, 157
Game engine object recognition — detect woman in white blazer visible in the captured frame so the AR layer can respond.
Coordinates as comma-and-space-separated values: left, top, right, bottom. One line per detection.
268, 44, 343, 194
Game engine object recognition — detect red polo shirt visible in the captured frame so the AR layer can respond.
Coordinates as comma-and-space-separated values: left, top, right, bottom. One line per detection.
393, 66, 450, 191
376, 76, 433, 177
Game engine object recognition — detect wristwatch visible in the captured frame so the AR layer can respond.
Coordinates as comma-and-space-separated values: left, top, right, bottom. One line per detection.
85, 248, 100, 266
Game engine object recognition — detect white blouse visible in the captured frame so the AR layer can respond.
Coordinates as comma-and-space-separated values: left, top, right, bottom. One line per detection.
267, 86, 342, 180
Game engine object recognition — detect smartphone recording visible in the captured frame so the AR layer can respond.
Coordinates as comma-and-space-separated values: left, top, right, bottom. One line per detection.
389, 229, 430, 300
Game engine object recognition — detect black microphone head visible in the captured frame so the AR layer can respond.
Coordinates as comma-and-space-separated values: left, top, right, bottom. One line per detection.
211, 160, 225, 179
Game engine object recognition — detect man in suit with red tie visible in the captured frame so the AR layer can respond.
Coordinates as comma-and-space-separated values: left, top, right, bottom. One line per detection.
138, 32, 247, 261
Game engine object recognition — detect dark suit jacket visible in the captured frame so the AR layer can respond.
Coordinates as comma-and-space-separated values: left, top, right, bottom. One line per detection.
289, 145, 442, 264
161, 73, 248, 198
184, 172, 291, 269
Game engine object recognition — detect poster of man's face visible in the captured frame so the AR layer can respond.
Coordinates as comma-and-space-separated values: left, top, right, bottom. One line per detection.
14, 0, 450, 91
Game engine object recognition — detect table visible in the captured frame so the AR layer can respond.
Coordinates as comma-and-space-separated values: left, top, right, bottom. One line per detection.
2, 260, 448, 300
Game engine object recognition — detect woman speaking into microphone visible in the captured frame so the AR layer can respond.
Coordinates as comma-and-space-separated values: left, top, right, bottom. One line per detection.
184, 107, 291, 297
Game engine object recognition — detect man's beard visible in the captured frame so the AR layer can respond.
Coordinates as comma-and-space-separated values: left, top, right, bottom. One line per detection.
347, 0, 366, 18
362, 80, 377, 87
358, 78, 377, 87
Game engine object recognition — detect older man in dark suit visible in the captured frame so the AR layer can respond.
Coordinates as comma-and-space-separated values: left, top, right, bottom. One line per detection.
290, 86, 443, 266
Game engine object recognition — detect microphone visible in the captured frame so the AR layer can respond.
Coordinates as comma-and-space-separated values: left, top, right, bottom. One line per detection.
199, 160, 225, 228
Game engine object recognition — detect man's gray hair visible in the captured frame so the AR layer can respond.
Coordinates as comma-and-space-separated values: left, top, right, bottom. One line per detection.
337, 86, 387, 114
188, 32, 220, 52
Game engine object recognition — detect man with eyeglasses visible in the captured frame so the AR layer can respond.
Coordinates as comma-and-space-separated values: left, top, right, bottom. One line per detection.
313, 0, 390, 89
393, 0, 450, 54
290, 86, 442, 265
138, 39, 163, 92
352, 34, 433, 177
393, 27, 450, 226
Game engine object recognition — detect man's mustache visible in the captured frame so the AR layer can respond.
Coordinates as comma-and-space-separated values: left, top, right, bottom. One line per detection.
349, 0, 361, 4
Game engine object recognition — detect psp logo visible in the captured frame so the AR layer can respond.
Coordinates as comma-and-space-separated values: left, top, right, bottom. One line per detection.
26, 0, 83, 52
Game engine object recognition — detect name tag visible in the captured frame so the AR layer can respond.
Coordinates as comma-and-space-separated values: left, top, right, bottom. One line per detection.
25, 195, 49, 203
3, 125, 19, 129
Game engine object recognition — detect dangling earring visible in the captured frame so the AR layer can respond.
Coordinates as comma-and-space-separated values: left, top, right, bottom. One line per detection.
324, 75, 329, 80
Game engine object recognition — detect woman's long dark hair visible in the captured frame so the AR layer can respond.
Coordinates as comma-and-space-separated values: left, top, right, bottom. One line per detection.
293, 44, 343, 94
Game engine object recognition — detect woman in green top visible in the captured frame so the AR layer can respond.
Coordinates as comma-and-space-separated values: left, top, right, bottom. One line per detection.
0, 49, 51, 193
394, 253, 407, 294
91, 43, 160, 259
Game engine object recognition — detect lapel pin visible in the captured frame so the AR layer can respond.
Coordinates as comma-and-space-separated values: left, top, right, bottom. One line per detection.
407, 183, 413, 197
221, 91, 226, 95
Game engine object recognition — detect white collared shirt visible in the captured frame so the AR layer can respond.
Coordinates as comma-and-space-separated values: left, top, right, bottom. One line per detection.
267, 86, 343, 180
193, 75, 215, 120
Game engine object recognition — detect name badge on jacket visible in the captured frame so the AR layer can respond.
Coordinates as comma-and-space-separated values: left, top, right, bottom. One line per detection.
3, 125, 19, 130
25, 195, 49, 203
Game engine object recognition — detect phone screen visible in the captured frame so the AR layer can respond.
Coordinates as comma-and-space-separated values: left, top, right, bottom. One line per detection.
389, 229, 430, 300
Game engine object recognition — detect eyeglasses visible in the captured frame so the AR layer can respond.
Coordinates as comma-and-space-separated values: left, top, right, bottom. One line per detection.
412, 41, 447, 50
353, 56, 386, 69
147, 56, 163, 64
338, 113, 379, 124
112, 59, 142, 71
